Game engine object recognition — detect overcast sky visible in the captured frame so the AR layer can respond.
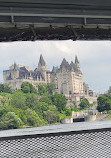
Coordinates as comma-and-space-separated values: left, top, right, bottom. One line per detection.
0, 40, 111, 93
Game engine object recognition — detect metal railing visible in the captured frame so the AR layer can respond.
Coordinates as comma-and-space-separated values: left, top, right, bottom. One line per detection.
0, 120, 111, 158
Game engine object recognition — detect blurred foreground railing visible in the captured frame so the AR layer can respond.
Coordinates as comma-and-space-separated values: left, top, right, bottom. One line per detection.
0, 120, 111, 158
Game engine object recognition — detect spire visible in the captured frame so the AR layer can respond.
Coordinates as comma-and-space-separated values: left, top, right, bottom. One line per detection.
60, 58, 71, 70
75, 55, 79, 64
75, 56, 81, 73
38, 54, 46, 67
13, 62, 17, 70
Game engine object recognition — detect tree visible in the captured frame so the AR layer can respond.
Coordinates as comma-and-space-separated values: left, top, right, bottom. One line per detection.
46, 83, 55, 94
25, 93, 39, 109
39, 96, 52, 105
50, 94, 67, 112
44, 105, 60, 124
79, 98, 89, 109
37, 84, 47, 95
25, 108, 42, 127
0, 83, 12, 93
65, 108, 72, 116
14, 108, 27, 124
11, 90, 26, 109
0, 112, 23, 130
107, 86, 111, 96
0, 104, 10, 117
21, 82, 37, 93
97, 95, 111, 112
33, 102, 49, 119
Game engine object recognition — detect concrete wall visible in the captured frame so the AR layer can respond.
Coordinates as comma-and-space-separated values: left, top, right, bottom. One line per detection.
61, 117, 73, 124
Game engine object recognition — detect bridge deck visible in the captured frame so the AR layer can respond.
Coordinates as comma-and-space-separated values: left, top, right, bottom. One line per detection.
0, 0, 111, 41
0, 120, 111, 158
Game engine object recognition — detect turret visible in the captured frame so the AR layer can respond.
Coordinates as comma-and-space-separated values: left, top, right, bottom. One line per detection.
38, 54, 46, 69
75, 55, 80, 70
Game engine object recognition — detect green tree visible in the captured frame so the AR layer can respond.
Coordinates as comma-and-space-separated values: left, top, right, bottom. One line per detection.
46, 83, 55, 94
14, 108, 27, 124
44, 105, 60, 124
0, 104, 10, 117
0, 84, 12, 93
11, 90, 26, 109
79, 98, 89, 109
37, 84, 47, 95
50, 94, 67, 112
0, 112, 23, 130
107, 86, 111, 96
65, 108, 72, 116
21, 82, 37, 93
25, 108, 42, 127
39, 96, 52, 105
97, 95, 111, 112
33, 102, 49, 119
25, 93, 39, 109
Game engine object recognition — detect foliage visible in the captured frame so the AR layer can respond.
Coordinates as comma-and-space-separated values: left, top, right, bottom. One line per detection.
105, 115, 111, 119
0, 104, 10, 117
33, 102, 49, 119
25, 108, 42, 127
37, 84, 47, 95
25, 93, 38, 109
43, 105, 60, 124
13, 108, 27, 124
65, 108, 72, 116
79, 98, 89, 109
0, 83, 75, 130
39, 96, 52, 105
97, 94, 111, 112
59, 113, 67, 120
11, 90, 26, 109
0, 84, 13, 93
46, 83, 55, 94
50, 93, 67, 112
107, 86, 111, 96
21, 82, 37, 93
0, 112, 23, 130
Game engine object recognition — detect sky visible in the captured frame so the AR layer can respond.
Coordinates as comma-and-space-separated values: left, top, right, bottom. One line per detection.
0, 40, 111, 94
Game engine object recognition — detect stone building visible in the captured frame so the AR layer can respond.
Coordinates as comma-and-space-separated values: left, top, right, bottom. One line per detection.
51, 56, 83, 97
51, 56, 97, 104
3, 54, 51, 89
3, 54, 97, 104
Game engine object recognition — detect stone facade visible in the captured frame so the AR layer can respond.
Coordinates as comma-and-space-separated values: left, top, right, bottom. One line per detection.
51, 56, 97, 104
3, 55, 51, 89
3, 55, 97, 104
51, 57, 83, 97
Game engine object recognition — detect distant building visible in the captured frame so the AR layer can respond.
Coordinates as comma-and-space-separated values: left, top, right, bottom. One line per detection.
3, 55, 97, 104
3, 55, 51, 89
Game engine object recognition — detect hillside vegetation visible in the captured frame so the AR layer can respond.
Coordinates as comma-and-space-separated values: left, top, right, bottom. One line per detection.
0, 82, 92, 130
0, 83, 72, 130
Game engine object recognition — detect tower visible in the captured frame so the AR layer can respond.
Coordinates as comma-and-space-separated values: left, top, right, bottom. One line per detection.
75, 55, 80, 70
35, 54, 51, 83
38, 54, 46, 69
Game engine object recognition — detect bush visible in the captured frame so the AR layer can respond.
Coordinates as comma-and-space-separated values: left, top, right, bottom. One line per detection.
97, 95, 111, 112
79, 98, 89, 109
43, 105, 60, 124
21, 82, 37, 93
50, 94, 67, 112
11, 90, 26, 109
25, 108, 43, 127
0, 112, 23, 130
65, 108, 72, 116
0, 84, 13, 93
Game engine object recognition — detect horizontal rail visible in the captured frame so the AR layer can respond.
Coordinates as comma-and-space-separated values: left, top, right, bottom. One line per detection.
0, 121, 111, 158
